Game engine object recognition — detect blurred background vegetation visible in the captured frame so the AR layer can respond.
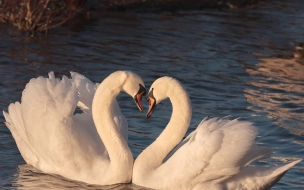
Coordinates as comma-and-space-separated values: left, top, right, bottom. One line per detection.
0, 0, 265, 34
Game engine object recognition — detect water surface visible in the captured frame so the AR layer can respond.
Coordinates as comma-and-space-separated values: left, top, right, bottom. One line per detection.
1, 0, 304, 189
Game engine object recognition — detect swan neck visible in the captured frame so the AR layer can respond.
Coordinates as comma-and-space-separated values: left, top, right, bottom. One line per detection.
158, 87, 192, 158
135, 83, 192, 173
92, 76, 133, 172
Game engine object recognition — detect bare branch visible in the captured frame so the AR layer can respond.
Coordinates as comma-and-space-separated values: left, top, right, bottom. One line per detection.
0, 0, 83, 34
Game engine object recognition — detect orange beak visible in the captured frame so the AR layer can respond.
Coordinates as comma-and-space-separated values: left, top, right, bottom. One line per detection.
135, 91, 145, 112
146, 97, 156, 118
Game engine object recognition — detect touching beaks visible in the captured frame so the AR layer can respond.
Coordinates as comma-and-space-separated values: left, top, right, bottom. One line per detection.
134, 84, 146, 112
146, 97, 156, 118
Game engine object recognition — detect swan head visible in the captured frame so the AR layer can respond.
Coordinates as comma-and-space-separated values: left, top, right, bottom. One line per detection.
120, 71, 146, 112
146, 76, 179, 118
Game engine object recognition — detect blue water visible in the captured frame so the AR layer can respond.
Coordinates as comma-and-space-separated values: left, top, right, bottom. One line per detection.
1, 0, 304, 189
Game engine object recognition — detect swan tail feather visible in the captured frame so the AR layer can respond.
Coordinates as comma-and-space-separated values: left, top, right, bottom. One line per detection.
225, 159, 302, 189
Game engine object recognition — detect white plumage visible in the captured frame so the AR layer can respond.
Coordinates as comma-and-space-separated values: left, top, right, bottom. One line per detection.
4, 71, 145, 185
133, 76, 301, 190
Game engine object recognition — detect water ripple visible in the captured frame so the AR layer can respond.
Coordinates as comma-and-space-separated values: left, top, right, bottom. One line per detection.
1, 0, 304, 189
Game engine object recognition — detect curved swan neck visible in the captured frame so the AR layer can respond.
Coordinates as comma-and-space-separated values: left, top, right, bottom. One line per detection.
155, 88, 192, 155
92, 73, 133, 171
135, 80, 192, 172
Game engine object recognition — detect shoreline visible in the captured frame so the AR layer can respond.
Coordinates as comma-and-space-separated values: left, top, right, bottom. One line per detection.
0, 0, 266, 34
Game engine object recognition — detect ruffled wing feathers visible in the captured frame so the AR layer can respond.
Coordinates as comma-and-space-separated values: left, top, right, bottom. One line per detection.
3, 72, 85, 168
163, 117, 274, 186
70, 72, 99, 114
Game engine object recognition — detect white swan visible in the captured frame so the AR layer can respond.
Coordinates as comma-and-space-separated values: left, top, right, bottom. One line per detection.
3, 70, 146, 185
133, 76, 301, 190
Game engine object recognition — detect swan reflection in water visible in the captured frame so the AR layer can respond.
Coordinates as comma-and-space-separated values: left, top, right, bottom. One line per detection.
12, 164, 146, 190
245, 46, 304, 135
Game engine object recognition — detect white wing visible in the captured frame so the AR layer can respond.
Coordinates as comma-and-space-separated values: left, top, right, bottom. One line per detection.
158, 117, 275, 189
3, 72, 128, 177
